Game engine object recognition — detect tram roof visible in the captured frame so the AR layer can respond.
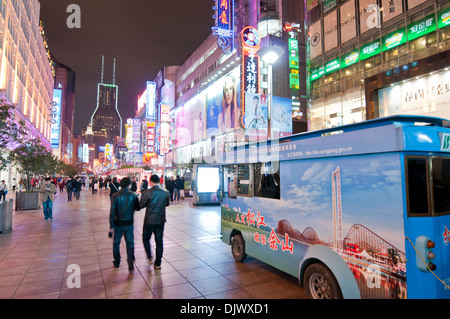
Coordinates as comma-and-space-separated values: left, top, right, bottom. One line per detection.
226, 115, 450, 163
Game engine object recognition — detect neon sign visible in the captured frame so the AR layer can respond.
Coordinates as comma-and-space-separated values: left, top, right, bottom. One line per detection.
147, 122, 155, 154
241, 27, 260, 96
212, 0, 234, 53
146, 81, 156, 119
50, 89, 62, 149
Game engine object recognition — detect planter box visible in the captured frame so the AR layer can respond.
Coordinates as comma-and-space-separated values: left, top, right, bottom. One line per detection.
15, 191, 40, 211
0, 199, 13, 234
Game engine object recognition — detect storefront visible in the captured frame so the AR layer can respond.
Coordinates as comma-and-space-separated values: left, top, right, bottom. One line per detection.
309, 87, 365, 131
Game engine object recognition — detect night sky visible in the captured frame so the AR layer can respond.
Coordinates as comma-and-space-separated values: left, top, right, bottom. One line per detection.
38, 0, 213, 134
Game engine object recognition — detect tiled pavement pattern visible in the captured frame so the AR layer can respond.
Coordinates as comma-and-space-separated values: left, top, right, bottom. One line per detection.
0, 188, 307, 299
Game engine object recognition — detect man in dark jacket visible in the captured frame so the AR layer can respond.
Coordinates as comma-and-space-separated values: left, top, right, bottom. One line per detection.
139, 174, 170, 269
110, 177, 140, 271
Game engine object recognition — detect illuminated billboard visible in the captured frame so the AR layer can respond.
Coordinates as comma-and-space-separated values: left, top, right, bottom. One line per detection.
51, 88, 62, 149
244, 93, 268, 141
241, 26, 260, 95
212, 0, 234, 53
206, 67, 241, 137
146, 81, 156, 119
271, 96, 293, 138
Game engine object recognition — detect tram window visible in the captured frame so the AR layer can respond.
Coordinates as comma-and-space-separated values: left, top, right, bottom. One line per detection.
254, 162, 280, 199
406, 157, 430, 216
237, 164, 252, 196
432, 157, 450, 215
224, 165, 237, 198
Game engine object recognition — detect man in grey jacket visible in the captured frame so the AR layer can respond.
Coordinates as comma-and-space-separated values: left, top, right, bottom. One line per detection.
139, 174, 170, 269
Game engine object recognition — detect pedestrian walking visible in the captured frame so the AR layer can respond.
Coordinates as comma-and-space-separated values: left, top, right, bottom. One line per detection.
174, 175, 183, 202
93, 180, 98, 194
109, 177, 120, 201
167, 176, 175, 202
140, 176, 148, 194
139, 174, 170, 269
73, 177, 82, 200
130, 176, 137, 193
39, 178, 57, 221
0, 180, 7, 201
66, 177, 73, 201
109, 177, 140, 271
11, 178, 17, 192
180, 176, 185, 199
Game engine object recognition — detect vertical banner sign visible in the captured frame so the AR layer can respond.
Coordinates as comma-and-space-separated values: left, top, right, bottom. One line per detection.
51, 89, 62, 149
159, 103, 170, 156
285, 22, 302, 120
212, 0, 234, 53
241, 26, 261, 95
147, 122, 155, 154
241, 26, 261, 128
146, 81, 156, 119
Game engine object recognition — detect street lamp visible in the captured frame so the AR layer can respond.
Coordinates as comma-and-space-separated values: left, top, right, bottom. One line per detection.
258, 45, 285, 139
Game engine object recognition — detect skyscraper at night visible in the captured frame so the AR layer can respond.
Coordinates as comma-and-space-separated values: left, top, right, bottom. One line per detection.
90, 56, 122, 144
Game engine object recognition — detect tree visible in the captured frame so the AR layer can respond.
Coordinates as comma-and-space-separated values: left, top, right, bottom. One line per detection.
8, 138, 60, 190
60, 161, 78, 177
0, 98, 27, 171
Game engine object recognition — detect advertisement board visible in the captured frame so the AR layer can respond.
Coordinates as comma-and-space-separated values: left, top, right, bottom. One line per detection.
438, 6, 450, 28
378, 69, 450, 119
271, 96, 293, 138
206, 67, 241, 137
50, 89, 62, 149
382, 27, 406, 51
407, 14, 436, 42
244, 93, 268, 141
146, 81, 156, 119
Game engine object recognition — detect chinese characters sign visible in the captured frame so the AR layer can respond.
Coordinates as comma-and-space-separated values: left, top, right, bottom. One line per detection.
146, 122, 155, 154
212, 0, 234, 53
234, 210, 294, 254
378, 69, 450, 120
241, 27, 261, 96
407, 14, 436, 42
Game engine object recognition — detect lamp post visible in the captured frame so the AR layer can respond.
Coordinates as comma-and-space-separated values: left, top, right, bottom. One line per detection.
258, 45, 285, 139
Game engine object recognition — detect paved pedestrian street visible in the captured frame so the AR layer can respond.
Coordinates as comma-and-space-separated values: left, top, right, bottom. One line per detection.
0, 189, 307, 299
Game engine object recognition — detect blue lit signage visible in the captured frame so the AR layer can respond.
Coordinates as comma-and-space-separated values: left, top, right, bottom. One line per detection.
50, 89, 62, 149
146, 81, 156, 119
212, 0, 234, 53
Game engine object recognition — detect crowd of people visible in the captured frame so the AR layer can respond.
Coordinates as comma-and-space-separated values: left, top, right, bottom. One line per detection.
10, 173, 187, 272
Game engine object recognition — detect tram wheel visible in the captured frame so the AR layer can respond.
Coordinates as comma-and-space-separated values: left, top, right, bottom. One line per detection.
303, 263, 342, 299
231, 233, 247, 262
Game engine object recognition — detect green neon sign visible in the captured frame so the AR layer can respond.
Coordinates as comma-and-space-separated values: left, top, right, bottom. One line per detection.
407, 14, 436, 42
341, 50, 359, 68
311, 65, 325, 81
324, 59, 340, 75
382, 27, 406, 51
438, 6, 450, 29
360, 40, 381, 60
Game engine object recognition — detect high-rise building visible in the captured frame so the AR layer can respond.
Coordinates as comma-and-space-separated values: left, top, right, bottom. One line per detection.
52, 57, 76, 164
90, 56, 122, 144
0, 0, 54, 184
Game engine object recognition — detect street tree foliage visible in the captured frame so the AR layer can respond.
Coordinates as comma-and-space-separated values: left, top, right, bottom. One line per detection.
0, 98, 27, 171
8, 138, 61, 190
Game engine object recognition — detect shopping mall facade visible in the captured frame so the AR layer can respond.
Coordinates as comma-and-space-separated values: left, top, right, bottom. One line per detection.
122, 0, 308, 176
119, 0, 450, 176
307, 0, 450, 130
